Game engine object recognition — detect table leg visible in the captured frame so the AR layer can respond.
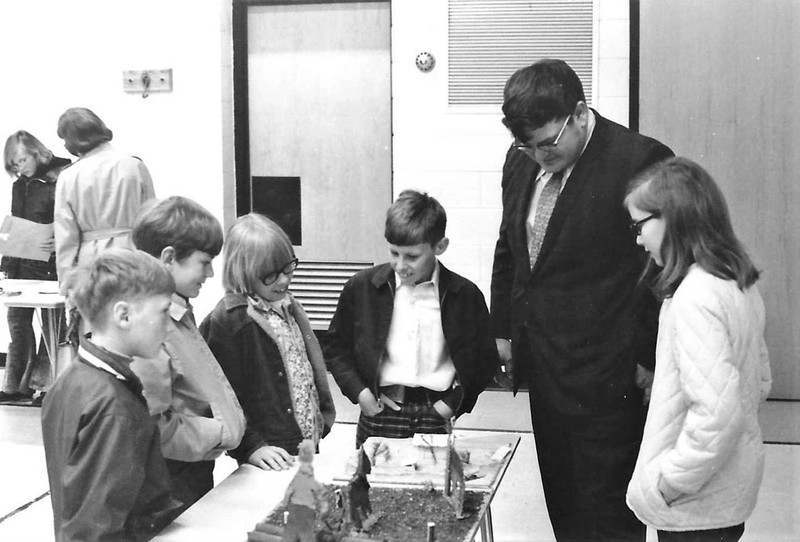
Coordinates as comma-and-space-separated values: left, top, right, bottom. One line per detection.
478, 504, 494, 542
37, 307, 64, 383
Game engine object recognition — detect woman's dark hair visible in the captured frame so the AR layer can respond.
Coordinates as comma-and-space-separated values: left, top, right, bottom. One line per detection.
56, 107, 113, 156
624, 157, 759, 299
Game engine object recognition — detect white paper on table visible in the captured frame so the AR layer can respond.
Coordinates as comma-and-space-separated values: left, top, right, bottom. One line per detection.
0, 216, 54, 262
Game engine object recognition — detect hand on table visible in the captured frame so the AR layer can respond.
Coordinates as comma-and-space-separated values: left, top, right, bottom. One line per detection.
247, 445, 295, 471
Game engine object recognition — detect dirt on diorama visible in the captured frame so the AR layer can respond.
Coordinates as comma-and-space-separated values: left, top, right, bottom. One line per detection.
264, 485, 487, 542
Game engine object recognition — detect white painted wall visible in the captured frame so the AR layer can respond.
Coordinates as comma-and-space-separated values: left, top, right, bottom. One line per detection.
0, 0, 628, 317
0, 0, 234, 320
391, 0, 630, 298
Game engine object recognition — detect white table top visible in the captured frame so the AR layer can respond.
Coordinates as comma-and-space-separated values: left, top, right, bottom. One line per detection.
0, 279, 64, 309
153, 424, 519, 542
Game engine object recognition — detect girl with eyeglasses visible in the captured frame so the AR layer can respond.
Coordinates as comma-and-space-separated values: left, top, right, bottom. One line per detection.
623, 157, 771, 542
200, 213, 335, 471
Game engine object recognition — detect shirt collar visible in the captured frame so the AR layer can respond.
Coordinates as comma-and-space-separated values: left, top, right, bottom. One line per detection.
78, 340, 128, 380
394, 259, 440, 290
169, 293, 192, 322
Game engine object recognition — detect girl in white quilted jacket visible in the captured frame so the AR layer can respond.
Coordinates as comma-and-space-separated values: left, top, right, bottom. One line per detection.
623, 157, 771, 542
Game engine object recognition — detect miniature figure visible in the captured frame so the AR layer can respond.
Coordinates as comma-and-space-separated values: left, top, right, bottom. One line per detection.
346, 447, 373, 531
281, 440, 325, 542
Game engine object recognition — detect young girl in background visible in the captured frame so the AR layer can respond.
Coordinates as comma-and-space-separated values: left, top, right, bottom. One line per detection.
0, 131, 70, 404
200, 213, 335, 470
624, 157, 772, 542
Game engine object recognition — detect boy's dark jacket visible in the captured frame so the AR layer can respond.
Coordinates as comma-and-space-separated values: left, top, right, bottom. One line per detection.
1, 156, 70, 280
42, 339, 181, 542
323, 261, 500, 416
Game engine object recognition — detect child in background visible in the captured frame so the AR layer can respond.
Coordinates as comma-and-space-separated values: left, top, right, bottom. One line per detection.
323, 190, 499, 447
130, 196, 245, 508
42, 249, 182, 542
0, 131, 70, 405
200, 213, 335, 470
624, 157, 772, 542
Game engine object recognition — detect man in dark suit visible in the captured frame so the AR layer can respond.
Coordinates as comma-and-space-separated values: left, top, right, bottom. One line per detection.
491, 59, 673, 542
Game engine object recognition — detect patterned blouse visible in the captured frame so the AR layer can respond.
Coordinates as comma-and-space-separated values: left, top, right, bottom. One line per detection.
247, 295, 324, 445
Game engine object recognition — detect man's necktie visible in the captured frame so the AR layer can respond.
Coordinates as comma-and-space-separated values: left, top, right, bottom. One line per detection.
528, 171, 563, 270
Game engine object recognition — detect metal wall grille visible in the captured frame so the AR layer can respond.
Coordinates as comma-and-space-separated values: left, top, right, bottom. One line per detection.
289, 260, 373, 330
448, 0, 594, 106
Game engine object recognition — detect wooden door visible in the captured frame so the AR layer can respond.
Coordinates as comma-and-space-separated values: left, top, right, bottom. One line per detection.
246, 2, 391, 264
639, 1, 800, 398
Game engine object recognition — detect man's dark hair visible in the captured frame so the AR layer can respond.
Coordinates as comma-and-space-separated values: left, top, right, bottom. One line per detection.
501, 59, 586, 142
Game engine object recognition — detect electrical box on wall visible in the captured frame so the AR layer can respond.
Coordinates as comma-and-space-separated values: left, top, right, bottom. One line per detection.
122, 69, 173, 98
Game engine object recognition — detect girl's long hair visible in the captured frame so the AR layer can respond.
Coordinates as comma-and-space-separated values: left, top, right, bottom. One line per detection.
3, 130, 54, 176
624, 157, 759, 300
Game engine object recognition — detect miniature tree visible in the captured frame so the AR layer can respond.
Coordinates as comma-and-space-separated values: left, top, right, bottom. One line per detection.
443, 422, 466, 519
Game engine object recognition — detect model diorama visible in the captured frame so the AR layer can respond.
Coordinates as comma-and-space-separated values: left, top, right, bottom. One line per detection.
246, 429, 509, 542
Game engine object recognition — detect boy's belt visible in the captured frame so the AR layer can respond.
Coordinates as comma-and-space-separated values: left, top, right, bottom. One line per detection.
380, 384, 449, 405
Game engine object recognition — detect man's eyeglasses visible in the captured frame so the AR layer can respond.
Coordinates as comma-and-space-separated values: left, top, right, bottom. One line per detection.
513, 115, 571, 152
629, 213, 660, 237
262, 258, 299, 285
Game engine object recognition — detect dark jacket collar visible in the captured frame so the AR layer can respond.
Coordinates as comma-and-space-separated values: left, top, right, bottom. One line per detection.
78, 338, 145, 398
222, 290, 250, 312
21, 156, 72, 184
370, 261, 466, 294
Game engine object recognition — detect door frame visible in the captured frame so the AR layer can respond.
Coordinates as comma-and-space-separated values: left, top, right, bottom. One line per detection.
232, 0, 390, 217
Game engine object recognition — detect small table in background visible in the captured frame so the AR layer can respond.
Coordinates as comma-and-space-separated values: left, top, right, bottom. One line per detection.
0, 279, 66, 382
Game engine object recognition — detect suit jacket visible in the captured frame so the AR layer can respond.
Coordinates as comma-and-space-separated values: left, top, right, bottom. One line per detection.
491, 111, 673, 416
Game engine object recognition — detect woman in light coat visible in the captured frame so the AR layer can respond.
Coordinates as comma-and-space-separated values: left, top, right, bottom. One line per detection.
53, 107, 155, 283
623, 157, 771, 542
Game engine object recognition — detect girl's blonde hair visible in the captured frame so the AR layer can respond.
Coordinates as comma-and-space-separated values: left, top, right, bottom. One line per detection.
222, 213, 294, 294
3, 131, 55, 176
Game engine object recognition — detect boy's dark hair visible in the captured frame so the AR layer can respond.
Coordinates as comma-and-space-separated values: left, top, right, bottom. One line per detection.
502, 59, 586, 142
56, 107, 113, 156
132, 196, 223, 261
64, 249, 175, 330
384, 189, 447, 246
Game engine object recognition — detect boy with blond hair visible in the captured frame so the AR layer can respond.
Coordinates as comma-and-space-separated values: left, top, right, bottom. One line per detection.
42, 249, 181, 542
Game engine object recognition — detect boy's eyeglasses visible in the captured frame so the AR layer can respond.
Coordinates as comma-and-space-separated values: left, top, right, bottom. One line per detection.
513, 115, 571, 152
629, 213, 660, 237
261, 258, 299, 285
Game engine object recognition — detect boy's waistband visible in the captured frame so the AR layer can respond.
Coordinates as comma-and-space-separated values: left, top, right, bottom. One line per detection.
379, 384, 449, 405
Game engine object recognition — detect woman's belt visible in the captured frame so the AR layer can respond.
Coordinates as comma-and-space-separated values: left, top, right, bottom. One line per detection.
81, 228, 132, 242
